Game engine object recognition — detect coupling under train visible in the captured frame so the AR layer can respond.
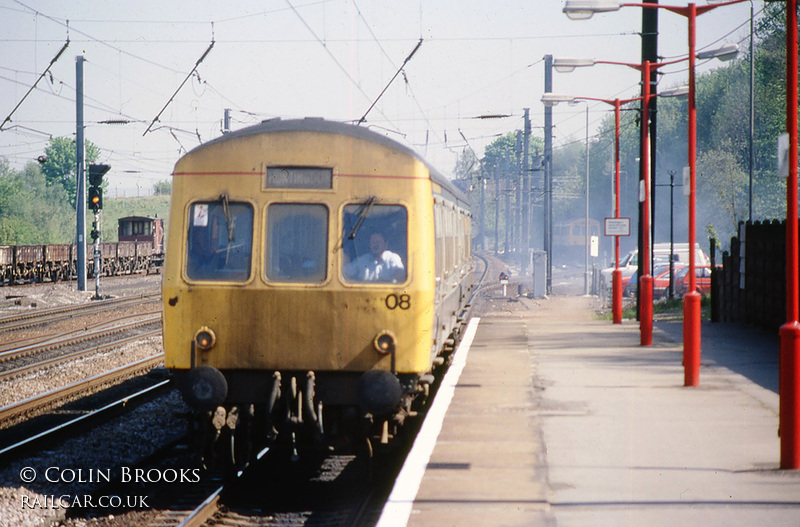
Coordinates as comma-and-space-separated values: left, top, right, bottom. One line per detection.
0, 216, 164, 285
162, 118, 474, 467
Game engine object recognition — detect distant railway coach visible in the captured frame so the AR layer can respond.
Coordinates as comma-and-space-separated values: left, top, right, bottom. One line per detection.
162, 118, 474, 469
117, 216, 164, 248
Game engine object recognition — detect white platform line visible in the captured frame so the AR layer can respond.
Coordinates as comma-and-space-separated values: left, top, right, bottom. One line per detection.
375, 317, 481, 527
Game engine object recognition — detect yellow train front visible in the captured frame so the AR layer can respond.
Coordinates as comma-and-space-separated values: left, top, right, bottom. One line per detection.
162, 118, 473, 465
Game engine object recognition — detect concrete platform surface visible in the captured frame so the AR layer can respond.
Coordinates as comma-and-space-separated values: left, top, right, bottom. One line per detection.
395, 293, 800, 526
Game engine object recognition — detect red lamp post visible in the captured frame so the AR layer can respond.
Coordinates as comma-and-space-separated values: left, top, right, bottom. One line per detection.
565, 0, 800, 470
780, 0, 799, 471
564, 0, 748, 379
553, 56, 691, 343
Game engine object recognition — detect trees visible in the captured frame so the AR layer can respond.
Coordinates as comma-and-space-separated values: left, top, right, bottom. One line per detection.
153, 180, 172, 196
40, 136, 101, 207
0, 159, 74, 244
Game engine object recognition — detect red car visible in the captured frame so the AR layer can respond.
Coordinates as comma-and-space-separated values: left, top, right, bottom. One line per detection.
653, 264, 686, 299
623, 264, 686, 299
675, 266, 712, 296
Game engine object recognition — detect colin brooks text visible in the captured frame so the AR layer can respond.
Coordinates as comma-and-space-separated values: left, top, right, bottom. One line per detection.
28, 467, 201, 484
21, 494, 149, 510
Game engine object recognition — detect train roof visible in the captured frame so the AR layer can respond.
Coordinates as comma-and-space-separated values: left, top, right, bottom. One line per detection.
184, 118, 469, 206
118, 216, 161, 222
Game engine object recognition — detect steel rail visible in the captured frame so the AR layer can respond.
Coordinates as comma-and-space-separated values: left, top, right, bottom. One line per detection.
0, 378, 171, 462
0, 291, 160, 332
0, 328, 162, 382
0, 353, 163, 425
175, 485, 224, 527
0, 312, 162, 355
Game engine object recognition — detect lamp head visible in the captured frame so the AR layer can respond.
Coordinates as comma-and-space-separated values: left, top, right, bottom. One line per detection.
541, 93, 577, 107
563, 0, 622, 20
697, 42, 739, 62
553, 57, 597, 73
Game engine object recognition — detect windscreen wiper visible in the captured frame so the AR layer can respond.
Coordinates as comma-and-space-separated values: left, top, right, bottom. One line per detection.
347, 196, 376, 240
220, 193, 235, 243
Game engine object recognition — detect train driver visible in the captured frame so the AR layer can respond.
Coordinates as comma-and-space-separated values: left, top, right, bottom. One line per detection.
345, 231, 405, 283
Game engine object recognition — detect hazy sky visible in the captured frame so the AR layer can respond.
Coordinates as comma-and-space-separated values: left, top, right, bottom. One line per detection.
0, 0, 759, 195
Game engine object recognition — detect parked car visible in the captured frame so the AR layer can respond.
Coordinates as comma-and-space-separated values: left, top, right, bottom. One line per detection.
675, 265, 712, 296
599, 243, 709, 303
622, 263, 686, 299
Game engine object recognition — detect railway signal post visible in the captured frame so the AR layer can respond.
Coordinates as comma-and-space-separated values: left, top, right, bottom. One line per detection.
88, 164, 109, 300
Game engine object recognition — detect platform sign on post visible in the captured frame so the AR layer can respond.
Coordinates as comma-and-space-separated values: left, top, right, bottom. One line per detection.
604, 218, 630, 237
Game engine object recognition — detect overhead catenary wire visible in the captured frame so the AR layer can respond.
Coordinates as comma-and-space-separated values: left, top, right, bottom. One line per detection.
358, 38, 423, 125
284, 0, 399, 130
0, 39, 69, 131
143, 39, 215, 136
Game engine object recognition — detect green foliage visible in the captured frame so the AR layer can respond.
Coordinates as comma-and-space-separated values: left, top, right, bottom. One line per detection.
153, 180, 172, 196
0, 159, 74, 244
40, 136, 101, 207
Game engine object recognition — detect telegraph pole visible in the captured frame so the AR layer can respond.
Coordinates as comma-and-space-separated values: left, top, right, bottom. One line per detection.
75, 55, 86, 292
544, 54, 553, 294
639, 1, 658, 307
494, 164, 500, 256
515, 131, 522, 257
521, 109, 531, 274
504, 154, 511, 255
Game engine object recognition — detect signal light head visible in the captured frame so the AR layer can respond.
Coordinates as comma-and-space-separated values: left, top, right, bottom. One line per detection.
88, 187, 103, 211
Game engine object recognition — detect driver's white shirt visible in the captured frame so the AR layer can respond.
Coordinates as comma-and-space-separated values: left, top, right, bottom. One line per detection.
346, 251, 404, 282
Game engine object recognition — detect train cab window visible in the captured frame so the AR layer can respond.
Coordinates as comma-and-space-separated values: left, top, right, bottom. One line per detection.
132, 221, 152, 236
342, 204, 407, 284
266, 204, 328, 283
186, 201, 254, 282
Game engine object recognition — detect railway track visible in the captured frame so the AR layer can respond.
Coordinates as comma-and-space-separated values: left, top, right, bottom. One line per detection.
0, 353, 164, 426
0, 378, 172, 463
0, 313, 161, 368
0, 291, 160, 334
146, 452, 377, 527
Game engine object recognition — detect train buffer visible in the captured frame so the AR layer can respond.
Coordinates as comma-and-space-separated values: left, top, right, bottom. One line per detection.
379, 294, 800, 526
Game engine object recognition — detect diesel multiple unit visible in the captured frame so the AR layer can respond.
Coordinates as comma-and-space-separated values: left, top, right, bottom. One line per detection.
162, 118, 474, 468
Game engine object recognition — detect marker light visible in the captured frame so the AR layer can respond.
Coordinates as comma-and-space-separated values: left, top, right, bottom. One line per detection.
194, 327, 216, 351
373, 331, 396, 355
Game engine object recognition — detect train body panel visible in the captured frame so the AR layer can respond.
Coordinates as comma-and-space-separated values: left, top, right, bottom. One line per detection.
162, 119, 473, 459
164, 286, 435, 373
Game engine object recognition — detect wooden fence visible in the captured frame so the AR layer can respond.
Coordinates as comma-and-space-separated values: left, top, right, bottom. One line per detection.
712, 220, 787, 330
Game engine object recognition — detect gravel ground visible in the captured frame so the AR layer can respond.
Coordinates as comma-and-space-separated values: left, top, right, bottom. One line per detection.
0, 334, 163, 408
0, 274, 175, 527
0, 275, 162, 315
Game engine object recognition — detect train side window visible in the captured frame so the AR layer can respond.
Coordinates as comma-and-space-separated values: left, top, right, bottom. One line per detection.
266, 203, 328, 283
186, 201, 254, 282
342, 204, 407, 284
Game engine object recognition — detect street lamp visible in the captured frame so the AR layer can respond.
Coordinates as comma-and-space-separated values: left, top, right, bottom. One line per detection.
562, 0, 745, 378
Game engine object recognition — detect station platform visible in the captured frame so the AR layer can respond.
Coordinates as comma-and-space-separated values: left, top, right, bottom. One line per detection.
378, 289, 800, 526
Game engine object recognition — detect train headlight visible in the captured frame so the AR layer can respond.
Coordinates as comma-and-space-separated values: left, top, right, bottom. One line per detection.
373, 330, 396, 355
194, 327, 216, 351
